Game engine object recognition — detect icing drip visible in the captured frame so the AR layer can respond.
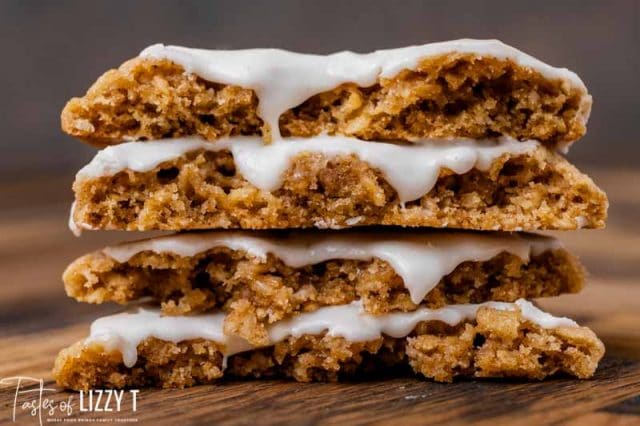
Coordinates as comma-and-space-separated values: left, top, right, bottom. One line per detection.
140, 39, 588, 139
68, 201, 97, 237
102, 230, 560, 304
68, 202, 82, 237
87, 299, 578, 368
76, 135, 538, 203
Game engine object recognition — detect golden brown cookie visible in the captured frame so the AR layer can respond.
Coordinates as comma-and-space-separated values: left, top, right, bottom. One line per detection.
70, 142, 607, 233
61, 41, 591, 148
53, 303, 604, 390
64, 230, 584, 345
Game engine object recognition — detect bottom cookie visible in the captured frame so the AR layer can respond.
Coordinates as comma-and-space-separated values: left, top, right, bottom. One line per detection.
53, 300, 604, 390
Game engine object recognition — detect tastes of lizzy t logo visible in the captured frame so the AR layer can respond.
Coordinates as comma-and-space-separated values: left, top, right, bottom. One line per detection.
0, 376, 139, 424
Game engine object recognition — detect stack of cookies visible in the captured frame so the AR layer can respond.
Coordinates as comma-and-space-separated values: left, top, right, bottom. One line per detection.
54, 39, 607, 390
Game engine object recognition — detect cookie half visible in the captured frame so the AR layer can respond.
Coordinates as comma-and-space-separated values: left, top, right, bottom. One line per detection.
53, 300, 604, 390
64, 230, 584, 345
69, 136, 607, 233
61, 39, 590, 148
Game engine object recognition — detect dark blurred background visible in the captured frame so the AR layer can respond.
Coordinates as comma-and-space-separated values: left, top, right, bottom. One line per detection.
0, 0, 638, 185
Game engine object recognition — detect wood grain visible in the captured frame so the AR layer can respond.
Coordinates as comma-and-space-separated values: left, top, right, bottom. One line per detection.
0, 169, 639, 425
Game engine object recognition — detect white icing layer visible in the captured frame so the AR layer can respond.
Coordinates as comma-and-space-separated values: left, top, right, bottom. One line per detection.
76, 135, 538, 203
68, 202, 82, 237
69, 201, 97, 237
103, 230, 560, 304
87, 299, 578, 368
141, 39, 588, 139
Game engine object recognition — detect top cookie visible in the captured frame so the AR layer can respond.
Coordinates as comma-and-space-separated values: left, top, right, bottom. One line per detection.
61, 39, 591, 148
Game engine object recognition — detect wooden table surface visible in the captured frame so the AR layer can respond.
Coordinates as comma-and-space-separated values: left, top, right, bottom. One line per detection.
0, 169, 639, 425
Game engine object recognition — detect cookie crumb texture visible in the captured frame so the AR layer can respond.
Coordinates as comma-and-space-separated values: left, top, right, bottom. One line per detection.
72, 146, 607, 232
53, 307, 604, 390
61, 55, 590, 147
64, 248, 584, 346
